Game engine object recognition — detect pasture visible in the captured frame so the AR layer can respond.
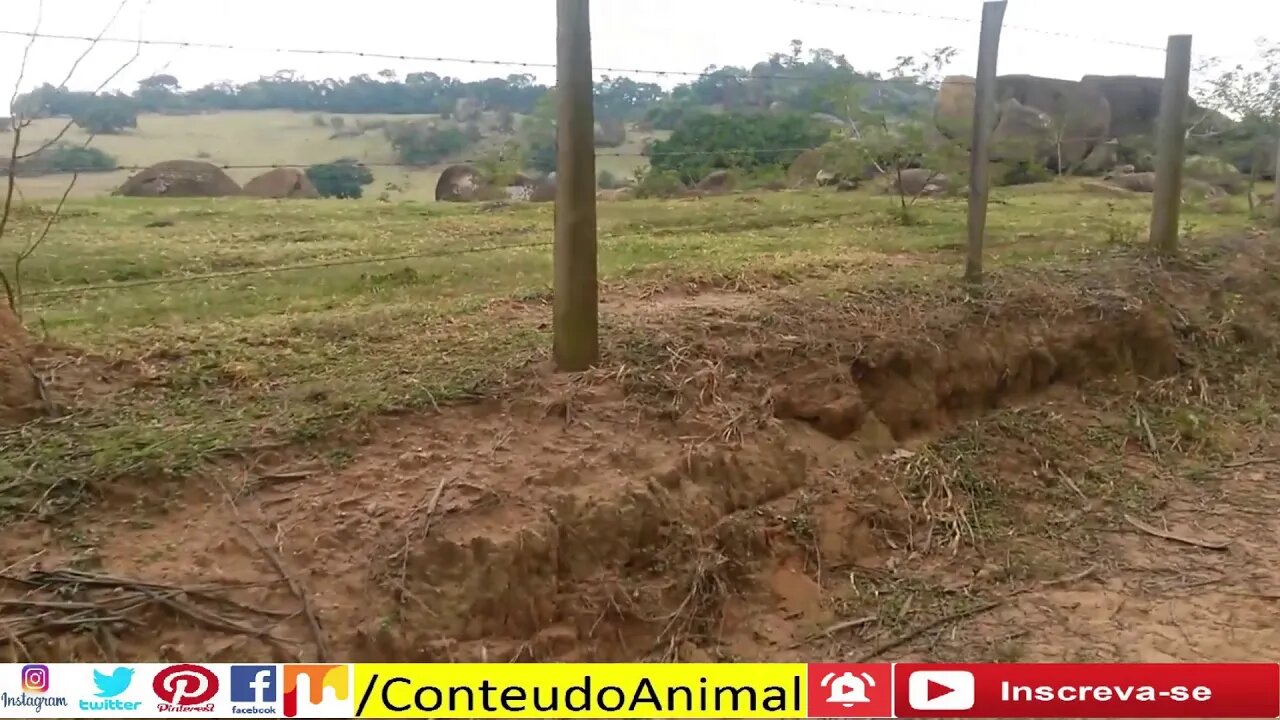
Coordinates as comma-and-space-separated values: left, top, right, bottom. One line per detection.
13, 109, 665, 200
3, 168, 1280, 666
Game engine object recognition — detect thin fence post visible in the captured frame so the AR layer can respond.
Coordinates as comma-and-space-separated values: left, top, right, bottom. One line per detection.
553, 0, 599, 371
965, 0, 1007, 284
1272, 135, 1280, 227
1149, 34, 1193, 254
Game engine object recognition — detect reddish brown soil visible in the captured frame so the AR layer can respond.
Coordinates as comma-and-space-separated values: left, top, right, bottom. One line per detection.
5, 237, 1280, 667
0, 304, 40, 425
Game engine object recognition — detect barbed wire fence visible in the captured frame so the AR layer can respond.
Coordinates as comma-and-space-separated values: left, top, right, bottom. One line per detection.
0, 0, 1229, 364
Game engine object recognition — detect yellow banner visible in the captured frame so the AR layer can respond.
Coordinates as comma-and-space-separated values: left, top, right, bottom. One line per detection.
353, 663, 807, 718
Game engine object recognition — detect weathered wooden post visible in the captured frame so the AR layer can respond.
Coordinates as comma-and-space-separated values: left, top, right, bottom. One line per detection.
553, 0, 599, 370
965, 0, 1008, 283
1149, 35, 1193, 253
1272, 137, 1280, 227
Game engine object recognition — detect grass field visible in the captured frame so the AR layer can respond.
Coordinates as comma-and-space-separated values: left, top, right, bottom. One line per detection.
13, 110, 666, 200
3, 175, 1280, 665
1, 181, 1262, 500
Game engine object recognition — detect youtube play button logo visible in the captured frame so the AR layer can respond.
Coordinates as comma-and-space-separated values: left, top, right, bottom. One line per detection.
908, 670, 976, 711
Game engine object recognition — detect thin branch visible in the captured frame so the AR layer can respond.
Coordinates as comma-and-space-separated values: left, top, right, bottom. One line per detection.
0, 125, 23, 310
8, 0, 44, 117
13, 171, 78, 317
18, 0, 143, 162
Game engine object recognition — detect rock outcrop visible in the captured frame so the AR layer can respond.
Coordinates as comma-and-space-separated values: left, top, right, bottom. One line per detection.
115, 160, 241, 198
435, 165, 484, 202
243, 168, 320, 199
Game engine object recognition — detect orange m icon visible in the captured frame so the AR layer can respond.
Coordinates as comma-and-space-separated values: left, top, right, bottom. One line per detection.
283, 665, 349, 717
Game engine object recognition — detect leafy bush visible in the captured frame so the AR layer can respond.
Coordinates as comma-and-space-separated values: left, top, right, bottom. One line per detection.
997, 159, 1052, 186
476, 142, 526, 186
648, 112, 831, 185
20, 144, 118, 175
385, 121, 471, 166
597, 169, 621, 189
306, 160, 375, 199
71, 95, 138, 134
50, 145, 118, 173
632, 166, 685, 198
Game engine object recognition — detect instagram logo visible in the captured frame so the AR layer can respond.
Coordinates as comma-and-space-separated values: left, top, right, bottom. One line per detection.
21, 664, 49, 693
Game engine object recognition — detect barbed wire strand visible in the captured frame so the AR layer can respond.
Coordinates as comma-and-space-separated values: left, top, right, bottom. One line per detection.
791, 0, 1169, 53
21, 201, 884, 301
0, 27, 1146, 86
22, 239, 558, 299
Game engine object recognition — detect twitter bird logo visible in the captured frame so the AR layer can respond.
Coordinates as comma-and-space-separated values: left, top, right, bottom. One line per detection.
93, 667, 134, 698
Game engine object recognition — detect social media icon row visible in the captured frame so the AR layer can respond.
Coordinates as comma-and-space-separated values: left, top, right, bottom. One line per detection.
3, 663, 351, 718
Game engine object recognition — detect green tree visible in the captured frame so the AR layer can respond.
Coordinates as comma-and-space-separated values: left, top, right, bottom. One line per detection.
647, 112, 831, 184
476, 142, 526, 186
71, 94, 138, 134
306, 160, 374, 199
385, 122, 472, 166
1196, 39, 1280, 218
524, 89, 558, 174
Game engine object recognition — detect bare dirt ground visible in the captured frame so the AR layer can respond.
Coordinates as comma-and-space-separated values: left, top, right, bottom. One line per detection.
3, 234, 1280, 671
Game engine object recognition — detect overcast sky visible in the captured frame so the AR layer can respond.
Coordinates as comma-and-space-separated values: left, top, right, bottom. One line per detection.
1, 0, 1274, 102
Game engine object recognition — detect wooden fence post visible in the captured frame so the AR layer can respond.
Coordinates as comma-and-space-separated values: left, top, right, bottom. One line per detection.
965, 0, 1008, 283
1149, 35, 1193, 253
553, 0, 599, 371
1272, 136, 1280, 227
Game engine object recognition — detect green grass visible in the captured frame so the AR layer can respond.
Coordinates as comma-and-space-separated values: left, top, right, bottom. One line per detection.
14, 110, 668, 201
0, 180, 1263, 518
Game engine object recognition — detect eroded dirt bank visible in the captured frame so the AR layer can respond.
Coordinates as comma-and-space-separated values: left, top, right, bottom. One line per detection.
4, 236, 1280, 666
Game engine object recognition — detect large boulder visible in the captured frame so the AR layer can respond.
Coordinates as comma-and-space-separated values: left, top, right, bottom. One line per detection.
1104, 171, 1156, 193
991, 98, 1054, 163
0, 304, 39, 426
934, 75, 976, 140
787, 148, 826, 186
1185, 155, 1246, 194
995, 75, 1111, 169
887, 168, 949, 197
1083, 75, 1218, 138
115, 160, 241, 198
1081, 139, 1120, 175
435, 164, 485, 202
1103, 171, 1224, 200
530, 178, 556, 203
242, 168, 320, 199
1080, 76, 1163, 138
696, 169, 736, 194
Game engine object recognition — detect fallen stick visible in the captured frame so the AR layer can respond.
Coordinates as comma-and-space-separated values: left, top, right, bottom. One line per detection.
1124, 515, 1230, 551
215, 477, 332, 662
790, 615, 878, 649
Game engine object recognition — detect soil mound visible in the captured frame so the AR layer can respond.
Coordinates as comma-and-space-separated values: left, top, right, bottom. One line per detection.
0, 304, 39, 425
436, 165, 484, 202
115, 160, 241, 198
242, 168, 320, 199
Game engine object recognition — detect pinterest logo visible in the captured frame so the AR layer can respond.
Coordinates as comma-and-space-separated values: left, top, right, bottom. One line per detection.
153, 664, 219, 707
20, 664, 49, 693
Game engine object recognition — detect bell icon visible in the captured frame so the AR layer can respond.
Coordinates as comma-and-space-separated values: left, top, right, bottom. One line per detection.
821, 671, 876, 707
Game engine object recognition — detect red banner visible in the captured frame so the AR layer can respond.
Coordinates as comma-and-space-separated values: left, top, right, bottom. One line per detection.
889, 663, 1279, 718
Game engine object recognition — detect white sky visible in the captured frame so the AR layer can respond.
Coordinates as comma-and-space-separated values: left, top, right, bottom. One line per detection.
1, 0, 1274, 102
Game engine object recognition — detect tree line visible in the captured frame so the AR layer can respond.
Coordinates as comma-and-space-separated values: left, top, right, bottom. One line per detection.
11, 42, 935, 135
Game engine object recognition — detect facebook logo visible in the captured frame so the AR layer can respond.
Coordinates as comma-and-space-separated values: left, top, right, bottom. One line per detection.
230, 665, 277, 703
